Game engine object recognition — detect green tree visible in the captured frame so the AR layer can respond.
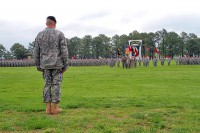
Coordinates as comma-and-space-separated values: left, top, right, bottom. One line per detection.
186, 38, 200, 57
81, 35, 93, 58
143, 32, 155, 59
165, 31, 182, 58
112, 34, 120, 48
68, 37, 81, 59
180, 32, 189, 57
64, 29, 200, 59
27, 42, 34, 56
196, 38, 200, 56
156, 29, 168, 57
92, 36, 102, 58
129, 30, 142, 39
4, 51, 13, 59
114, 34, 129, 56
0, 44, 6, 60
98, 34, 111, 58
185, 33, 199, 57
10, 43, 28, 59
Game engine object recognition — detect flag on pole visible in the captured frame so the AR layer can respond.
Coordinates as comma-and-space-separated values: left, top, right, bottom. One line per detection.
154, 47, 159, 54
129, 46, 133, 52
134, 47, 139, 56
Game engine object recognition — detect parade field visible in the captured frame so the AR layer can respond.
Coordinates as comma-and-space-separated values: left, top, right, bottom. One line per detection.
1, 62, 200, 133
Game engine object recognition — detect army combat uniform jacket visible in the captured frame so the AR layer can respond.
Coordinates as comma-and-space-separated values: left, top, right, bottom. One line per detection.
33, 28, 68, 69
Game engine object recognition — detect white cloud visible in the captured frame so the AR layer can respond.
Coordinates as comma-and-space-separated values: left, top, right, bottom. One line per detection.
1, 0, 200, 50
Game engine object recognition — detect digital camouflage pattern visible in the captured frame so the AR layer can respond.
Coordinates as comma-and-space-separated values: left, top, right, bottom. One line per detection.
33, 28, 68, 69
43, 69, 62, 103
34, 27, 68, 103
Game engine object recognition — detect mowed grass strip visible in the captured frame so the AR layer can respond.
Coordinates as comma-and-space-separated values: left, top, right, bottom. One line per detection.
0, 61, 200, 132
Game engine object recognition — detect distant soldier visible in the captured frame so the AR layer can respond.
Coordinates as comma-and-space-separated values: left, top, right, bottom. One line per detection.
153, 57, 158, 67
160, 56, 165, 66
138, 58, 141, 66
129, 58, 133, 68
143, 57, 149, 67
109, 59, 113, 67
142, 58, 145, 67
167, 58, 171, 66
127, 58, 132, 69
116, 58, 120, 68
121, 56, 126, 69
174, 56, 179, 65
133, 57, 137, 68
34, 16, 68, 115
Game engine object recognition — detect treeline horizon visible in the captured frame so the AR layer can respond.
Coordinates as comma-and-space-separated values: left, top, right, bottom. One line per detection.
0, 28, 200, 60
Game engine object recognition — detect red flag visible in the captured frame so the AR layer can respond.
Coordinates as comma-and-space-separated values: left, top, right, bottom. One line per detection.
166, 55, 170, 59
146, 47, 150, 51
134, 47, 139, 56
129, 46, 133, 52
154, 47, 159, 54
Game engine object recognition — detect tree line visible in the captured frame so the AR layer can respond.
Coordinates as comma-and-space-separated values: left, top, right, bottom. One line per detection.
1, 29, 200, 60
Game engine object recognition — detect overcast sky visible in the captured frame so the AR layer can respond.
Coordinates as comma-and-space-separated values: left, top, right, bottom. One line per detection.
1, 0, 200, 50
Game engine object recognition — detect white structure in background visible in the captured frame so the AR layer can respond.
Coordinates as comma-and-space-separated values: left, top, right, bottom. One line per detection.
128, 40, 142, 59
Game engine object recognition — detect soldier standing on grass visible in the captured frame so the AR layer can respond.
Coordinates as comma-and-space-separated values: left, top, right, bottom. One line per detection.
153, 57, 158, 67
133, 57, 137, 68
138, 58, 141, 66
121, 56, 126, 69
160, 56, 165, 66
167, 57, 171, 66
33, 16, 68, 115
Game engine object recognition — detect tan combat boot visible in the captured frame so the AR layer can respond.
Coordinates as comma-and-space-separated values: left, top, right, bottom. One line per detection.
46, 102, 51, 115
51, 103, 62, 115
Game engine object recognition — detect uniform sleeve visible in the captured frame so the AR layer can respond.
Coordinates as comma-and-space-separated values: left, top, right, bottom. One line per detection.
60, 32, 68, 67
33, 36, 40, 66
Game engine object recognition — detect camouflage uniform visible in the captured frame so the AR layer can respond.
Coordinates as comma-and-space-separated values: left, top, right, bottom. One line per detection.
174, 57, 179, 65
138, 59, 141, 66
133, 57, 137, 68
34, 28, 68, 103
153, 58, 158, 67
160, 57, 165, 66
117, 58, 120, 68
121, 57, 126, 69
167, 58, 171, 66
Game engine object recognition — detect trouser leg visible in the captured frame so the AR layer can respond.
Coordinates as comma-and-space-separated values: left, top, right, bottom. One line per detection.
43, 70, 52, 103
51, 69, 62, 103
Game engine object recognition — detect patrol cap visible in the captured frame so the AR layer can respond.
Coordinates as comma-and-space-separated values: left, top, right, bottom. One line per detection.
47, 16, 57, 23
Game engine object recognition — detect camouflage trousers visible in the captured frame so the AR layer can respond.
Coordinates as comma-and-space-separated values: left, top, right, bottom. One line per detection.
42, 69, 63, 103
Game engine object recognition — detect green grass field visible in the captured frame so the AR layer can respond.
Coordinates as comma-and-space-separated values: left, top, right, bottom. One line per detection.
0, 61, 200, 133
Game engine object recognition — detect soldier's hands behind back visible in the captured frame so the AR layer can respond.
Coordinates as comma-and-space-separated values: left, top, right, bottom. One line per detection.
60, 65, 68, 73
37, 66, 43, 72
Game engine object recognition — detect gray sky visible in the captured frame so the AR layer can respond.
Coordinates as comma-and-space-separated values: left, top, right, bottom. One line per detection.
1, 0, 200, 50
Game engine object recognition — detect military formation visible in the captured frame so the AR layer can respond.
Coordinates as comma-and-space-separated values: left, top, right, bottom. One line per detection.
69, 58, 112, 66
0, 59, 34, 67
175, 57, 200, 65
1, 57, 200, 67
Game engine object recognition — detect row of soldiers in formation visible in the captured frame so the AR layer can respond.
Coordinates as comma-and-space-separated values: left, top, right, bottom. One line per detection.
175, 57, 200, 65
69, 58, 111, 66
0, 57, 200, 67
67, 56, 200, 68
0, 59, 112, 67
120, 56, 200, 69
68, 56, 200, 67
0, 60, 35, 67
120, 57, 167, 69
